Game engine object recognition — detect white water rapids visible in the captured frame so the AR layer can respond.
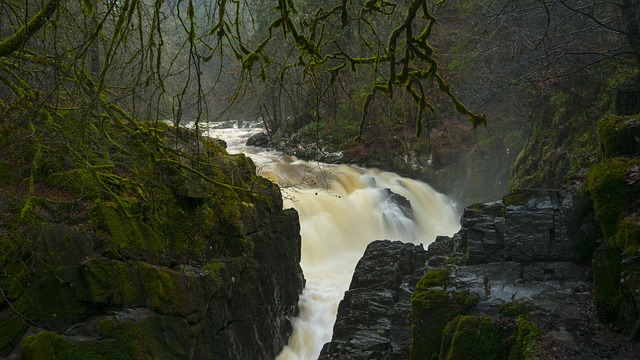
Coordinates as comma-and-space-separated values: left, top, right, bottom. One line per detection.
195, 120, 460, 360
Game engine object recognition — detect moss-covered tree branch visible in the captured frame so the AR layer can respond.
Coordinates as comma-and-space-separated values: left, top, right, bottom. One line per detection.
0, 0, 59, 58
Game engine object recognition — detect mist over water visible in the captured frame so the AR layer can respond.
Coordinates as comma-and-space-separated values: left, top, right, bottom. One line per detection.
197, 121, 460, 360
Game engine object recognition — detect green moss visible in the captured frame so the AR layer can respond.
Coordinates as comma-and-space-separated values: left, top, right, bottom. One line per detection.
507, 316, 540, 360
22, 331, 75, 360
466, 200, 505, 217
612, 218, 640, 254
593, 244, 622, 323
499, 299, 533, 318
503, 189, 537, 207
138, 262, 188, 316
597, 115, 640, 159
440, 315, 509, 360
415, 269, 450, 290
203, 261, 226, 295
93, 201, 165, 260
22, 318, 176, 360
0, 315, 27, 353
79, 258, 141, 306
587, 158, 640, 240
46, 169, 103, 199
410, 289, 477, 360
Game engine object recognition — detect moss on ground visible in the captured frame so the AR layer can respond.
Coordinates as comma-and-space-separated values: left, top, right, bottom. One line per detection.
440, 315, 510, 360
507, 316, 540, 360
415, 269, 450, 290
410, 288, 477, 360
499, 299, 533, 318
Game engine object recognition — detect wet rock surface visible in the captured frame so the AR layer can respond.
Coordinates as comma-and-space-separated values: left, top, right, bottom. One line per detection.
318, 240, 427, 360
322, 189, 638, 359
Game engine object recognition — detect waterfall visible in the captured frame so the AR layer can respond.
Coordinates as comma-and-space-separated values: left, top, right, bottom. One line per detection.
196, 121, 460, 360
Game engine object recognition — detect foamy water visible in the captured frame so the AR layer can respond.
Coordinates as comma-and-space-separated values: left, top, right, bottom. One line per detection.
194, 121, 460, 359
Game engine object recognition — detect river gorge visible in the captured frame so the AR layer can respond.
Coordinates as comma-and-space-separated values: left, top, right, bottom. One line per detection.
198, 120, 461, 359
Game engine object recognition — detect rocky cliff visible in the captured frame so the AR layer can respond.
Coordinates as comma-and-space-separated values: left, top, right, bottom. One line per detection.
321, 188, 636, 359
0, 109, 304, 359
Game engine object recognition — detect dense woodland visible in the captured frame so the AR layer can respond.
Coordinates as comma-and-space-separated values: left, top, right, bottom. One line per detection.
1, 0, 640, 358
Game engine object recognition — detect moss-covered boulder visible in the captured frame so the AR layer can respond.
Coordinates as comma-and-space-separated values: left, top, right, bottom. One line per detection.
410, 269, 478, 360
440, 315, 510, 360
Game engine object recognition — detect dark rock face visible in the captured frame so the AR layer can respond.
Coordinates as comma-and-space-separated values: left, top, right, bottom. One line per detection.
318, 240, 428, 360
0, 123, 304, 359
463, 189, 583, 265
323, 188, 636, 359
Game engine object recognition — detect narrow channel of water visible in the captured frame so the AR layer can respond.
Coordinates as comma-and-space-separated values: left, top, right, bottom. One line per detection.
195, 121, 460, 360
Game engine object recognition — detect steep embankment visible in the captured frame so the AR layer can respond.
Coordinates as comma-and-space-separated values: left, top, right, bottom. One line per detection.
0, 100, 304, 359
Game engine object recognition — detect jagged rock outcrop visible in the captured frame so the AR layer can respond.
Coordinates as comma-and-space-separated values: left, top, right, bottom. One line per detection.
0, 119, 304, 359
318, 240, 428, 360
462, 189, 598, 265
323, 187, 636, 359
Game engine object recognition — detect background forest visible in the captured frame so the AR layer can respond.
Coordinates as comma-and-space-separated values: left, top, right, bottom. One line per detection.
1, 0, 640, 359
3, 0, 638, 203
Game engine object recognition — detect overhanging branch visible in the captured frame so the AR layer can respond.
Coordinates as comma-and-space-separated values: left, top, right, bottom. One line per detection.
0, 0, 59, 58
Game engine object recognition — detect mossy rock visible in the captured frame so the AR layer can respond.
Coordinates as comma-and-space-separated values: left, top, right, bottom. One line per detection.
499, 299, 533, 318
415, 269, 450, 290
0, 315, 27, 355
503, 189, 539, 207
22, 316, 180, 360
593, 244, 622, 323
22, 331, 76, 360
587, 158, 640, 240
612, 218, 640, 254
46, 169, 103, 199
76, 258, 144, 306
466, 201, 504, 217
440, 315, 510, 360
597, 115, 640, 159
410, 289, 477, 360
0, 161, 24, 184
507, 316, 540, 360
92, 201, 166, 261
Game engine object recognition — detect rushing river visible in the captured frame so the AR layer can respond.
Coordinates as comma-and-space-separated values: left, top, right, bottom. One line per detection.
193, 120, 460, 360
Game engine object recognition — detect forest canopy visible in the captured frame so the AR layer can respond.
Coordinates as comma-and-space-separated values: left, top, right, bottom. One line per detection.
0, 0, 490, 139
0, 0, 638, 142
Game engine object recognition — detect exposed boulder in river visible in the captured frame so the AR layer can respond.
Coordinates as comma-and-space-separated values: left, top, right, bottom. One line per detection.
246, 132, 270, 147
